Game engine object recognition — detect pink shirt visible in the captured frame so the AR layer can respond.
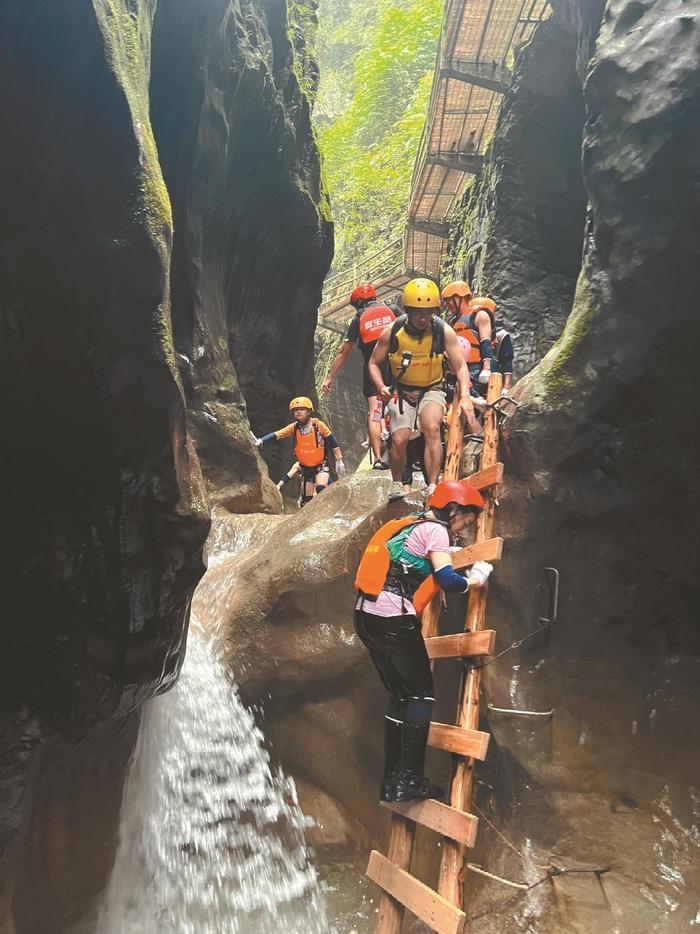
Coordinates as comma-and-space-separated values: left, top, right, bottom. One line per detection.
357, 521, 450, 617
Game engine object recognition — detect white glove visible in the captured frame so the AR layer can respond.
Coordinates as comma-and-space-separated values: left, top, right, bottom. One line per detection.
478, 368, 491, 385
501, 386, 510, 396
252, 436, 263, 447
471, 395, 487, 409
276, 480, 284, 490
468, 561, 493, 588
336, 460, 346, 476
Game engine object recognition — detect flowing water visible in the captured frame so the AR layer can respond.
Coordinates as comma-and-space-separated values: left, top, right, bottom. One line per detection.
98, 626, 329, 934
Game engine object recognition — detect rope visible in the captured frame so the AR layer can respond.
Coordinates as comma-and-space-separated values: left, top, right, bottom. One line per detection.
464, 873, 551, 923
473, 801, 524, 861
464, 865, 612, 924
467, 864, 528, 889
470, 618, 553, 670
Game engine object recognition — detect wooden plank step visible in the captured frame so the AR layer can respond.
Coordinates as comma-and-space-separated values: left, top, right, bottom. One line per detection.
451, 536, 502, 570
425, 630, 496, 660
367, 850, 466, 934
381, 798, 479, 848
463, 461, 504, 491
428, 722, 490, 760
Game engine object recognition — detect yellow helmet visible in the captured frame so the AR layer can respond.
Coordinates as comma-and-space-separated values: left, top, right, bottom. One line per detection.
403, 277, 440, 310
289, 396, 313, 411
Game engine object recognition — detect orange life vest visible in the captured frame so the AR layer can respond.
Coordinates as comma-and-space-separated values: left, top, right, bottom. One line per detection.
355, 516, 440, 614
453, 309, 497, 364
452, 319, 481, 363
294, 419, 326, 467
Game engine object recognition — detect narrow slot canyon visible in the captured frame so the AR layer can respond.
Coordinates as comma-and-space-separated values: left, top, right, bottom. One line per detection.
1, 0, 699, 932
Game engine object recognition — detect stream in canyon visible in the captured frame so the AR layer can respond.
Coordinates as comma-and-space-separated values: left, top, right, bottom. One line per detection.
98, 626, 330, 934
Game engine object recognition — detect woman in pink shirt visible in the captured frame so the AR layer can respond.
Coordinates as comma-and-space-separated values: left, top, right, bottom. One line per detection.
355, 481, 493, 803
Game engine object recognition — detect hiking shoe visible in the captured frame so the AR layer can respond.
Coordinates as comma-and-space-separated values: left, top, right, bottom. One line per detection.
388, 481, 406, 502
392, 772, 444, 803
372, 461, 390, 471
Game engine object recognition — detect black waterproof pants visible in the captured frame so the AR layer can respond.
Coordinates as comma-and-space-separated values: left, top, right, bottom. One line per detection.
354, 608, 434, 703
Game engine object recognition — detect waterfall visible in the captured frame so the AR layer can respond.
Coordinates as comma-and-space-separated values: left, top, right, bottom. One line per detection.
99, 626, 328, 934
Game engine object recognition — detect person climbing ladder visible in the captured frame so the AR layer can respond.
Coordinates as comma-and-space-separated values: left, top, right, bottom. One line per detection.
354, 481, 493, 803
368, 277, 481, 502
254, 397, 346, 505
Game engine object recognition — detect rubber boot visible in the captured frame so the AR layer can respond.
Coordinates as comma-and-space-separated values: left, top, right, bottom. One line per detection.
392, 721, 444, 803
380, 717, 402, 801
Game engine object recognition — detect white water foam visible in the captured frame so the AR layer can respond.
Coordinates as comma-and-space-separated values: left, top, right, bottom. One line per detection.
99, 627, 328, 934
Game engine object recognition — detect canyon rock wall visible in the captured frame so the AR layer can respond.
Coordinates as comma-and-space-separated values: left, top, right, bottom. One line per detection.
444, 16, 589, 376
0, 1, 330, 929
151, 0, 333, 505
443, 0, 700, 928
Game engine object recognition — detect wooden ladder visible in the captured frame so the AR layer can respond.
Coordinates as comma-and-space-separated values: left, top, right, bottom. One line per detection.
366, 374, 504, 934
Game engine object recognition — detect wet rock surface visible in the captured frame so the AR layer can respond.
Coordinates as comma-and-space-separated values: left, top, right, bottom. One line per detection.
0, 1, 330, 930
441, 0, 700, 928
444, 17, 588, 377
151, 0, 333, 506
314, 328, 369, 470
195, 476, 420, 844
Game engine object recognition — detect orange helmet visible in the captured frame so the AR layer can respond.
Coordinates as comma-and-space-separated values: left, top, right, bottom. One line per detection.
289, 396, 313, 411
428, 480, 484, 512
470, 297, 497, 314
350, 283, 376, 307
441, 280, 472, 301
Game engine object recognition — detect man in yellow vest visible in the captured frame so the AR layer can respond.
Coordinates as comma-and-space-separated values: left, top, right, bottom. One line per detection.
368, 278, 480, 502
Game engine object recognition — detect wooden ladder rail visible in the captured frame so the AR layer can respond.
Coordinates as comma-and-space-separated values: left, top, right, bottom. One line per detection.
438, 372, 502, 905
371, 375, 503, 934
374, 383, 468, 934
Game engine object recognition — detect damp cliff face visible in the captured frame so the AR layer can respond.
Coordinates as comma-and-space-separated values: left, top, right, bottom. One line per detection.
194, 478, 399, 849
0, 1, 331, 930
151, 0, 333, 503
443, 0, 700, 927
315, 328, 368, 469
445, 16, 589, 376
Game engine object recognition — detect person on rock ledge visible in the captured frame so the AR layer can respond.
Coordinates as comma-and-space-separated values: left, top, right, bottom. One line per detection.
254, 397, 346, 506
368, 277, 481, 503
354, 480, 493, 802
321, 283, 396, 469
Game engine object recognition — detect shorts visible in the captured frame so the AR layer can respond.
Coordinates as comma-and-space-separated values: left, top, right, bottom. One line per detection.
387, 389, 447, 436
362, 359, 391, 399
300, 461, 330, 483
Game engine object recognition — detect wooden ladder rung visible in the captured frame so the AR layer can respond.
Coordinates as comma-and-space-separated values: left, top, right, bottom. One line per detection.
428, 722, 490, 760
367, 850, 466, 934
425, 630, 496, 660
451, 536, 502, 570
463, 461, 504, 490
381, 798, 478, 847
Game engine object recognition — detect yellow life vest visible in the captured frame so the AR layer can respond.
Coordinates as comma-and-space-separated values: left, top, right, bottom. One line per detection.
388, 317, 445, 389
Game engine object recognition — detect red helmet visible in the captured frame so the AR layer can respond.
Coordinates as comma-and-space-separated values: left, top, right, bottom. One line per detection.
428, 480, 484, 512
350, 283, 376, 307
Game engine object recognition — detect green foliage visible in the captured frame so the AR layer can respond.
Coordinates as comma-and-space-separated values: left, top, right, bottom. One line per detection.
315, 0, 442, 270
